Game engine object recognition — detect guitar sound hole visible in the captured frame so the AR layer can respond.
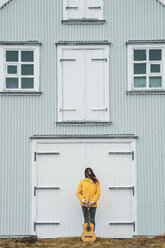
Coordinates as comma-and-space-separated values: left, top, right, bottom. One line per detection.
86, 226, 92, 232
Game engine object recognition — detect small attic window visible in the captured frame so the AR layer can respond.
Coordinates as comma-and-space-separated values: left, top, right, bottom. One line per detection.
62, 0, 105, 23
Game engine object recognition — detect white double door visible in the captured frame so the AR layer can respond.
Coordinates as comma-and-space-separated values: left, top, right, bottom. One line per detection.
32, 139, 136, 238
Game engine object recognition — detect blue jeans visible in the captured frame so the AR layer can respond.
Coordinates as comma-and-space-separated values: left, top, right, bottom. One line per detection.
81, 206, 96, 230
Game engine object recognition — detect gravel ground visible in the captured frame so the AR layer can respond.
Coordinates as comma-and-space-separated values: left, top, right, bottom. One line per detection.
0, 235, 165, 248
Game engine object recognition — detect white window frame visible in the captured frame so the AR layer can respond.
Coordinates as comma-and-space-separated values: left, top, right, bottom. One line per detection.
63, 0, 104, 21
128, 44, 165, 91
57, 44, 110, 122
0, 45, 40, 92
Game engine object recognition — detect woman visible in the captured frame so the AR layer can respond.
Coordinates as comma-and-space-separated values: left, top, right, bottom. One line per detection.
77, 168, 100, 230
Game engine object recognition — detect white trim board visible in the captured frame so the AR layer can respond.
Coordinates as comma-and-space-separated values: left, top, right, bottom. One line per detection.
158, 0, 165, 5
0, 0, 11, 8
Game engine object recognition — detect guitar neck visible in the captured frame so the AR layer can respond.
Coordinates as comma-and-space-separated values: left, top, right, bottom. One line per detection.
87, 207, 90, 224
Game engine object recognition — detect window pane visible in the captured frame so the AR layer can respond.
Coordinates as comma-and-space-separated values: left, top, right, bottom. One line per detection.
134, 63, 146, 74
21, 51, 34, 62
149, 77, 162, 87
149, 50, 161, 61
134, 50, 146, 61
6, 78, 18, 88
6, 51, 18, 62
21, 78, 34, 88
7, 65, 17, 74
150, 64, 160, 73
21, 65, 34, 75
134, 77, 146, 88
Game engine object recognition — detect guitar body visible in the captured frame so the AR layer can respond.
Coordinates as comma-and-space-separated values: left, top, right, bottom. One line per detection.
81, 222, 96, 242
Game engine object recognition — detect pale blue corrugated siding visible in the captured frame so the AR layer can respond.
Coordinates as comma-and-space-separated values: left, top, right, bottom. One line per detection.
0, 0, 165, 236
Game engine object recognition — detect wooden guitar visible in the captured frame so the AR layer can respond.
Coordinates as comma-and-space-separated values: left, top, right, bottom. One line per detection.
81, 207, 96, 242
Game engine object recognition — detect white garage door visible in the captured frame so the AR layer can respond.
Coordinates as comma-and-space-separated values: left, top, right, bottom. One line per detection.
32, 139, 136, 238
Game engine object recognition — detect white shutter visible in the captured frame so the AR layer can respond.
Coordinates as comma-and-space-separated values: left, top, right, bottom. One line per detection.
63, 0, 84, 20
85, 0, 103, 20
58, 48, 84, 121
85, 47, 109, 121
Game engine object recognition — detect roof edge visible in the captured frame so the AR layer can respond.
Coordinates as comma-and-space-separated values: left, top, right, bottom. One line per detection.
0, 0, 11, 8
158, 0, 165, 6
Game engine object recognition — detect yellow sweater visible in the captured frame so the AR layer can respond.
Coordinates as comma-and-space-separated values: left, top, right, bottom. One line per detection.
77, 178, 100, 208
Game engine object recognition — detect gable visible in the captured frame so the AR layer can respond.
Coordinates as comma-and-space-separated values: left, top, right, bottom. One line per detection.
0, 0, 12, 8
0, 0, 165, 9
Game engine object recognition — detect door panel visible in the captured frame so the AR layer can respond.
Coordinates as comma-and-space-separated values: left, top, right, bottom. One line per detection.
109, 190, 132, 221
37, 190, 60, 221
107, 155, 131, 185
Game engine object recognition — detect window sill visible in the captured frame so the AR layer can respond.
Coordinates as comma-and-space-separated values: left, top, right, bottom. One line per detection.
61, 19, 106, 25
126, 90, 165, 95
56, 121, 112, 125
0, 91, 42, 96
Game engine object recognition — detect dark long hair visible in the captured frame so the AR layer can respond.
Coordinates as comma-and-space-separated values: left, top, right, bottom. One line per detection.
85, 168, 99, 184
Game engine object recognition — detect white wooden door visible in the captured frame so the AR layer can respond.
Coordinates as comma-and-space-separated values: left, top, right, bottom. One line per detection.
86, 142, 136, 238
32, 139, 136, 238
33, 143, 85, 238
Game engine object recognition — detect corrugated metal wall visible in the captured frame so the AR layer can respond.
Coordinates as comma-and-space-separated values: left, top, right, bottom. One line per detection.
0, 0, 165, 236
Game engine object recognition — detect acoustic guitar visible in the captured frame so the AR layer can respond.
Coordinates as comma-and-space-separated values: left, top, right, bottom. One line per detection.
81, 207, 96, 242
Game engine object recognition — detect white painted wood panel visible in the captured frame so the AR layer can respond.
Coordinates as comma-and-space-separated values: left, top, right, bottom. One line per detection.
60, 49, 84, 121
34, 143, 85, 237
85, 142, 134, 238
65, 0, 83, 20
63, 0, 104, 20
85, 0, 103, 20
86, 49, 109, 121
